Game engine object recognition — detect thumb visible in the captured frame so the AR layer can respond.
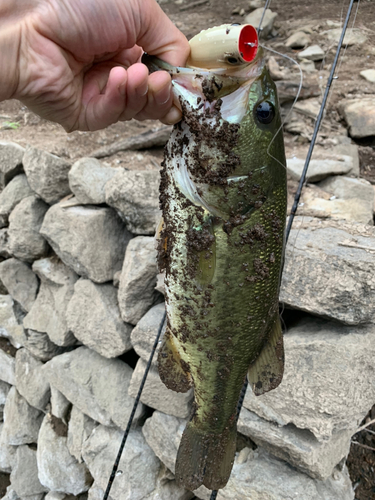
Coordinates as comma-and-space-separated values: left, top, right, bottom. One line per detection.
135, 0, 190, 67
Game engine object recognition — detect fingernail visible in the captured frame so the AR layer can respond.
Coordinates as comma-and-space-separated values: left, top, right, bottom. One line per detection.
156, 82, 172, 106
162, 106, 182, 125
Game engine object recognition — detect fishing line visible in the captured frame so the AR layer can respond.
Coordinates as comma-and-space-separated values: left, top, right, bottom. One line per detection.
102, 309, 167, 500
286, 0, 356, 240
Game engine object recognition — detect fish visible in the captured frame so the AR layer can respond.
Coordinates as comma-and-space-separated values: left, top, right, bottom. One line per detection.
143, 23, 287, 491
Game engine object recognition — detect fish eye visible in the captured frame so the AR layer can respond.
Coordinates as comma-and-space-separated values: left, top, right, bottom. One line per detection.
255, 101, 275, 124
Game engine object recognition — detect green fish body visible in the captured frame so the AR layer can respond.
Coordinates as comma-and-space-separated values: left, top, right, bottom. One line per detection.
146, 42, 287, 491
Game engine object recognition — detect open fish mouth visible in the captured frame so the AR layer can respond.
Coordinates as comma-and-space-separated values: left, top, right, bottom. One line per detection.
142, 24, 267, 218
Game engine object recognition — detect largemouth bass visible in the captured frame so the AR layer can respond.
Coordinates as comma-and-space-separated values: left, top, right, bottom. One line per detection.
144, 24, 287, 491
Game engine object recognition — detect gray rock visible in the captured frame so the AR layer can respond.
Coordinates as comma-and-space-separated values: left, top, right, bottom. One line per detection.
299, 59, 317, 73
0, 228, 10, 258
105, 169, 161, 235
244, 317, 375, 442
332, 142, 360, 176
40, 201, 132, 283
1, 387, 43, 445
318, 175, 374, 214
1, 486, 21, 500
66, 279, 132, 358
297, 186, 374, 225
130, 303, 166, 362
50, 386, 71, 424
0, 142, 24, 189
0, 295, 26, 349
10, 445, 48, 497
37, 414, 92, 495
69, 158, 116, 204
23, 147, 71, 204
280, 218, 375, 325
143, 412, 354, 500
0, 259, 39, 313
297, 45, 325, 61
238, 407, 352, 480
67, 406, 98, 463
0, 423, 17, 472
82, 425, 159, 500
287, 156, 353, 182
155, 272, 165, 295
194, 449, 354, 500
129, 359, 192, 418
45, 493, 70, 500
0, 348, 15, 385
118, 236, 162, 325
248, 0, 264, 9
326, 28, 367, 46
142, 411, 184, 474
339, 98, 375, 138
45, 347, 144, 429
285, 31, 311, 48
23, 257, 78, 346
8, 196, 49, 262
0, 175, 33, 228
360, 69, 375, 83
15, 348, 50, 410
244, 8, 277, 38
24, 329, 71, 362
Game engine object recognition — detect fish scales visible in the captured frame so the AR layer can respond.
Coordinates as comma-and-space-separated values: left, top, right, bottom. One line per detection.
147, 26, 287, 492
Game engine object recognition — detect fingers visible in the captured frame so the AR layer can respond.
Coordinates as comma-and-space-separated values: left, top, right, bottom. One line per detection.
78, 62, 181, 131
134, 0, 190, 67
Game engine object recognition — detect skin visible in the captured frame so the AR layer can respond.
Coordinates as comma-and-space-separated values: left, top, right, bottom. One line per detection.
0, 0, 190, 131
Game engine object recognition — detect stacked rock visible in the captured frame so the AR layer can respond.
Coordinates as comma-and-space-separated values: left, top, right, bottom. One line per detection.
0, 140, 374, 500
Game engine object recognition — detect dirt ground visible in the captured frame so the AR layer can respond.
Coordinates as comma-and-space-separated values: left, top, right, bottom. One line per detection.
0, 0, 374, 498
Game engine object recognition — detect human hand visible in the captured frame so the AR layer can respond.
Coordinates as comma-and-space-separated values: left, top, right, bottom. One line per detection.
1, 0, 189, 131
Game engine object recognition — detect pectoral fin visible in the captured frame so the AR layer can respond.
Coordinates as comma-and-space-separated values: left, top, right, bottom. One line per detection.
158, 327, 192, 393
247, 315, 284, 396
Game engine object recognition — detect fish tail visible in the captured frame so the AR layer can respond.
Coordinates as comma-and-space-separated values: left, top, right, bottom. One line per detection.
175, 417, 237, 491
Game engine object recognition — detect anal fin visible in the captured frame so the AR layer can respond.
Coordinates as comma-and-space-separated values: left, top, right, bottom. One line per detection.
158, 327, 192, 393
247, 314, 284, 396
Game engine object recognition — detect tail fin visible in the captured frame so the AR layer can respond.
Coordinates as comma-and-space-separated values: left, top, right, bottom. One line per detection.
175, 418, 237, 491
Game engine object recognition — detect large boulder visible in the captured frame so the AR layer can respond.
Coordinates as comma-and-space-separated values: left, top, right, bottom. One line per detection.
0, 174, 33, 227
23, 329, 71, 362
10, 445, 48, 497
1, 387, 44, 445
66, 279, 132, 358
67, 405, 98, 463
105, 169, 161, 235
82, 425, 159, 500
0, 347, 15, 385
40, 200, 132, 283
280, 218, 375, 325
68, 157, 116, 204
0, 259, 39, 313
15, 348, 50, 410
118, 236, 162, 325
23, 257, 78, 346
45, 346, 144, 429
8, 196, 49, 262
37, 414, 92, 495
22, 147, 71, 204
243, 317, 375, 442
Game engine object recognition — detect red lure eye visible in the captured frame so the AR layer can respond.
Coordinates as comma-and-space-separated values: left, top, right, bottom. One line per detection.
238, 25, 258, 62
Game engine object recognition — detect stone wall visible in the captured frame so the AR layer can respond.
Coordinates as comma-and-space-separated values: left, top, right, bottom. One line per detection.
0, 141, 374, 500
